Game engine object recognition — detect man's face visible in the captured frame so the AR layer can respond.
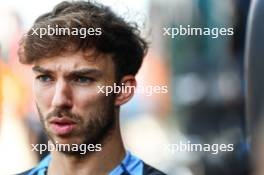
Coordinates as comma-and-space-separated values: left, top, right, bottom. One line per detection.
33, 51, 117, 153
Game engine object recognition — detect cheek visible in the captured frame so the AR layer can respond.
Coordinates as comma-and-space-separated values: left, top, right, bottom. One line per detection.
34, 83, 54, 109
73, 87, 108, 111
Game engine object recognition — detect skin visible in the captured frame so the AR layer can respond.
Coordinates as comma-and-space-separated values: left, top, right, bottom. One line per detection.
32, 51, 136, 175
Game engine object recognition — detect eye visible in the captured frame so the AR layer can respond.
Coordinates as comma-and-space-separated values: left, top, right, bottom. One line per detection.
36, 75, 53, 82
74, 76, 94, 84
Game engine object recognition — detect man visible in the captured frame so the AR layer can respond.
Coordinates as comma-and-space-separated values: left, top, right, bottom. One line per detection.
17, 1, 166, 175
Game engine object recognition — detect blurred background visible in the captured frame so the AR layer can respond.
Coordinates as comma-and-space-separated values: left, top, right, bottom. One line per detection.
0, 0, 252, 174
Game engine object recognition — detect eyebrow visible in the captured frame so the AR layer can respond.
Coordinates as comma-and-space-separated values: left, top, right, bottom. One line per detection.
32, 66, 52, 74
32, 66, 102, 77
70, 68, 102, 77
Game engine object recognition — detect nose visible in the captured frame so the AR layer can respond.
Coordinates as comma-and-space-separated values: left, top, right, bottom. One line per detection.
51, 79, 73, 108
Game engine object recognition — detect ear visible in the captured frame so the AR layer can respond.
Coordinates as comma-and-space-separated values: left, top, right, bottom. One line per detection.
115, 75, 137, 106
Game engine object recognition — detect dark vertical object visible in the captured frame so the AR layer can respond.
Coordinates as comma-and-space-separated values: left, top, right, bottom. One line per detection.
245, 0, 264, 141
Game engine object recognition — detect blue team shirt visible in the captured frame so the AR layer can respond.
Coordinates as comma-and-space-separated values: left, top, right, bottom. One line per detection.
27, 151, 143, 175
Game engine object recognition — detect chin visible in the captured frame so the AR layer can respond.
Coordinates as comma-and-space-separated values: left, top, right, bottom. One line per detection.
49, 134, 83, 145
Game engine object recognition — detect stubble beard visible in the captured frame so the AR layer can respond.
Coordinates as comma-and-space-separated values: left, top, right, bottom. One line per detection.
36, 94, 116, 157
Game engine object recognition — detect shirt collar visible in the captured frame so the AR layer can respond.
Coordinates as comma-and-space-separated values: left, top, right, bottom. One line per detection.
29, 151, 142, 175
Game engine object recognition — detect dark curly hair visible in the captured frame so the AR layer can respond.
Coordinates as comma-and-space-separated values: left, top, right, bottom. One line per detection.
18, 1, 148, 80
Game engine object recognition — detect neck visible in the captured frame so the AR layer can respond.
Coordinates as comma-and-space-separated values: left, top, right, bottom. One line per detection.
47, 117, 125, 175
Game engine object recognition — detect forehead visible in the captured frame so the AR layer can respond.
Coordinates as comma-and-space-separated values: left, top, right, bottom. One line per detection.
33, 52, 114, 73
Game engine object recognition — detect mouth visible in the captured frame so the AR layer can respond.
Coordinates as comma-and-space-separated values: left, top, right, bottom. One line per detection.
49, 118, 77, 136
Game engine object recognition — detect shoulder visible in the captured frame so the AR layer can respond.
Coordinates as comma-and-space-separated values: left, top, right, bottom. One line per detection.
142, 162, 167, 175
15, 168, 35, 175
126, 151, 167, 175
15, 154, 51, 175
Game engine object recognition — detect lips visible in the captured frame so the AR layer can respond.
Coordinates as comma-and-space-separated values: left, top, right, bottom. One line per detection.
49, 118, 77, 136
